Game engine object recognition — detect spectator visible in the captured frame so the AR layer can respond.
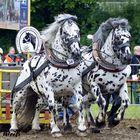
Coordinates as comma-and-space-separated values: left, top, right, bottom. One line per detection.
4, 47, 19, 66
131, 46, 140, 79
0, 48, 4, 64
131, 46, 140, 104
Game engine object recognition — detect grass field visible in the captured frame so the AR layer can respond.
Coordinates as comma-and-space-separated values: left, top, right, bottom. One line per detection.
91, 104, 140, 119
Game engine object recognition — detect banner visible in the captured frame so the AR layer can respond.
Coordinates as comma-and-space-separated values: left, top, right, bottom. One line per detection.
0, 0, 30, 30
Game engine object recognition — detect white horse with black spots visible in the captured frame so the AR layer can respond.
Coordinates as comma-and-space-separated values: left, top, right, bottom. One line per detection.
82, 18, 132, 129
8, 14, 86, 137
31, 18, 132, 133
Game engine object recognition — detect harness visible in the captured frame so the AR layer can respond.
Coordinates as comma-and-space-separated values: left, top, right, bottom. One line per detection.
82, 63, 95, 78
11, 49, 80, 103
92, 39, 127, 73
11, 54, 49, 104
46, 47, 80, 69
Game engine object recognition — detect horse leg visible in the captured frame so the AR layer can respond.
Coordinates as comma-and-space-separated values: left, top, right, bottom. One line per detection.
108, 93, 122, 127
103, 94, 111, 118
44, 88, 61, 137
90, 82, 106, 128
50, 107, 62, 137
9, 87, 27, 136
74, 84, 87, 136
62, 97, 72, 133
63, 106, 72, 133
32, 97, 43, 131
85, 103, 100, 133
108, 83, 129, 127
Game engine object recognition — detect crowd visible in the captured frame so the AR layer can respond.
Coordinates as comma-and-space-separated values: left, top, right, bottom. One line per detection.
0, 47, 27, 66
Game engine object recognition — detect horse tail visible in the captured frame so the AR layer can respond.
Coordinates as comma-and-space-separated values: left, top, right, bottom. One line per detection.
17, 86, 38, 131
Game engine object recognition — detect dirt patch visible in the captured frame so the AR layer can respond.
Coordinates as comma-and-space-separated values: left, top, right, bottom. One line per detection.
0, 119, 140, 140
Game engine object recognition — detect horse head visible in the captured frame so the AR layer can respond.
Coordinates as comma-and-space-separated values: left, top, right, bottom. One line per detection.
23, 32, 36, 49
41, 14, 81, 61
112, 24, 131, 64
23, 32, 31, 43
95, 18, 132, 65
59, 16, 80, 58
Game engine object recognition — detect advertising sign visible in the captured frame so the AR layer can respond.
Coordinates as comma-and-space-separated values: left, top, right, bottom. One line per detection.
0, 0, 30, 30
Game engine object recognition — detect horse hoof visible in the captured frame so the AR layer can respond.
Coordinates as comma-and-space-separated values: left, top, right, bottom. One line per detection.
63, 124, 73, 134
29, 129, 41, 134
108, 118, 120, 127
91, 127, 100, 133
87, 127, 100, 134
95, 118, 106, 128
52, 132, 62, 137
108, 114, 120, 127
76, 130, 87, 137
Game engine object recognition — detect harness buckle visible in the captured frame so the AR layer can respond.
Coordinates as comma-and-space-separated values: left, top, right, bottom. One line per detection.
66, 59, 74, 65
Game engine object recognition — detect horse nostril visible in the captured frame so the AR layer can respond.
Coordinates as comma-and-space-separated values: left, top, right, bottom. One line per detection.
72, 52, 75, 55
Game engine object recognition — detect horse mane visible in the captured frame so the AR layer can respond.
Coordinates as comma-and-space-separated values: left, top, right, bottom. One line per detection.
41, 14, 77, 48
93, 18, 130, 46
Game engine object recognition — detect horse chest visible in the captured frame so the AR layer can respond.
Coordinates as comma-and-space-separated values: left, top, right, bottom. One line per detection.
88, 66, 131, 94
44, 67, 81, 91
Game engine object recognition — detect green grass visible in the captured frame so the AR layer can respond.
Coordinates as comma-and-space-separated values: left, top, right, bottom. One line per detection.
90, 104, 140, 119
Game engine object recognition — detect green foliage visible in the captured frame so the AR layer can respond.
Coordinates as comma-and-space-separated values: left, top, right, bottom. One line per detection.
104, 1, 140, 49
0, 0, 140, 53
31, 0, 97, 45
0, 29, 17, 53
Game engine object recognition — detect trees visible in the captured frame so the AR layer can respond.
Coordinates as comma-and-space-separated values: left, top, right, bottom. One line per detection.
30, 0, 140, 47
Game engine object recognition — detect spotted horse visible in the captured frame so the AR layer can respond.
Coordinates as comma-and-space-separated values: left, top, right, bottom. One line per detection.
81, 18, 132, 129
5, 14, 87, 137
31, 18, 132, 133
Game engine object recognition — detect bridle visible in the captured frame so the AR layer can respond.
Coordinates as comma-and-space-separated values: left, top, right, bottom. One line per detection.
112, 29, 131, 53
82, 28, 131, 73
60, 19, 80, 50
45, 18, 81, 68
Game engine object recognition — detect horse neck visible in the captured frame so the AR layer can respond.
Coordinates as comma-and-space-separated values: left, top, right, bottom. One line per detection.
51, 33, 70, 61
79, 50, 94, 72
101, 31, 122, 65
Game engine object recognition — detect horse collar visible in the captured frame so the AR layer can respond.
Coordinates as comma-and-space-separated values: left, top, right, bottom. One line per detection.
92, 46, 127, 73
46, 47, 80, 69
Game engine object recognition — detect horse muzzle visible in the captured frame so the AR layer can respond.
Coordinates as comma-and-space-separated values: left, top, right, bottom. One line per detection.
121, 53, 132, 65
70, 42, 81, 56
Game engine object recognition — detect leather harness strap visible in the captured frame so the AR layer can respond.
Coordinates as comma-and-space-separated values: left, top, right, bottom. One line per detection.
82, 63, 95, 78
92, 43, 127, 72
46, 47, 80, 69
12, 59, 49, 93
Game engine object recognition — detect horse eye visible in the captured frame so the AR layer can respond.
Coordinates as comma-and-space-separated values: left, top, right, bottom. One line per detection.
116, 36, 120, 40
63, 31, 67, 35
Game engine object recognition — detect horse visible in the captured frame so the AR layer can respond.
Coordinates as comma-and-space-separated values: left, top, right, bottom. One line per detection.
8, 14, 86, 137
23, 32, 36, 51
31, 18, 132, 134
81, 18, 132, 129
